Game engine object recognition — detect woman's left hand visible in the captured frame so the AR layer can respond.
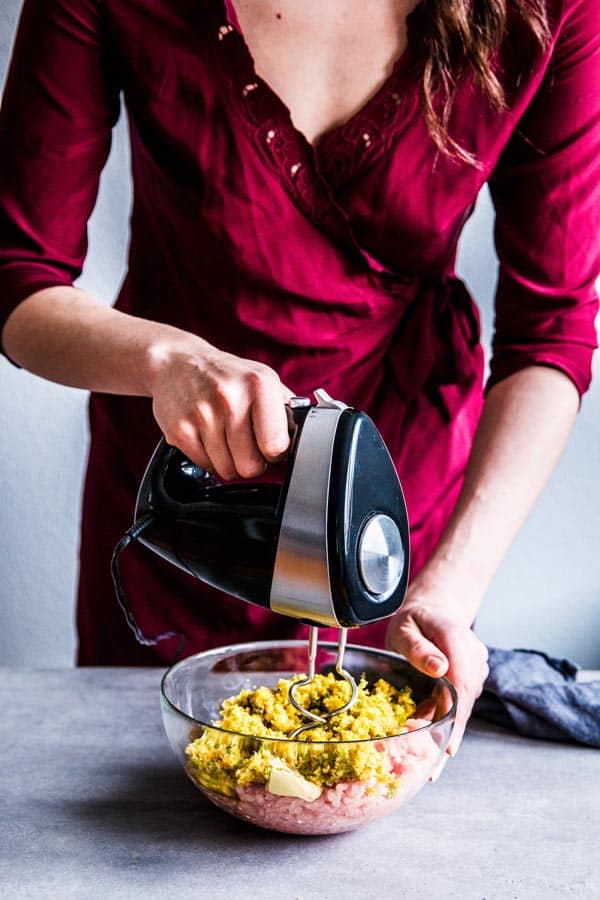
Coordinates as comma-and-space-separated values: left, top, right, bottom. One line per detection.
387, 368, 580, 778
385, 570, 489, 772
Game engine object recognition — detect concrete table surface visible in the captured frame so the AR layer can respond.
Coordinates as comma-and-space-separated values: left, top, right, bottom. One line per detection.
0, 668, 597, 900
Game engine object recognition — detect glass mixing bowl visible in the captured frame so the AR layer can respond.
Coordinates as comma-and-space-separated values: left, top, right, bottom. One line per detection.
161, 641, 456, 835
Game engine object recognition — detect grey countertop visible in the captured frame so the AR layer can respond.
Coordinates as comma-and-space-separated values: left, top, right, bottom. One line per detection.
1, 668, 597, 900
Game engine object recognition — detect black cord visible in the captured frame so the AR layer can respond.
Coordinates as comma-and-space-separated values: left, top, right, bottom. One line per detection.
111, 514, 185, 659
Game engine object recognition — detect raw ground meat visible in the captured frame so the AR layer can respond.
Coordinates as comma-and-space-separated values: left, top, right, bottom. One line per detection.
193, 718, 442, 835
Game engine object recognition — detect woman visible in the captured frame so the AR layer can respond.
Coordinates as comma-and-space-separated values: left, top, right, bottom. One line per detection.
0, 0, 598, 762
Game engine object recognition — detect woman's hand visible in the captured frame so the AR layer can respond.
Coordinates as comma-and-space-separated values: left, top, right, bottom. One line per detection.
149, 334, 294, 480
3, 288, 295, 481
385, 567, 489, 770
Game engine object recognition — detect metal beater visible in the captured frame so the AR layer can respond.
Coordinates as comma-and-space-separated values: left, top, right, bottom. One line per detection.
288, 626, 358, 738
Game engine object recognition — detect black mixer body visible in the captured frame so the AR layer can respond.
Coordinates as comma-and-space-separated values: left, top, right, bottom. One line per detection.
135, 452, 280, 609
133, 390, 410, 630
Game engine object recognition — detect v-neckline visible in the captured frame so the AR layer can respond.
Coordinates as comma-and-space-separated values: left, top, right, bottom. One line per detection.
218, 0, 424, 158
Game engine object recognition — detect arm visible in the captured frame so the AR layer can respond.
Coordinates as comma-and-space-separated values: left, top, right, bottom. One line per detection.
389, 0, 600, 762
386, 364, 579, 757
2, 286, 292, 479
0, 1, 290, 479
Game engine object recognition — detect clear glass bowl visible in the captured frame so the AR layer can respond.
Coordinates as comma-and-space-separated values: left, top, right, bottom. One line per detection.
161, 641, 456, 835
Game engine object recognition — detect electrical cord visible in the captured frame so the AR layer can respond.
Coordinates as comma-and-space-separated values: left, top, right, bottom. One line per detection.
111, 513, 185, 660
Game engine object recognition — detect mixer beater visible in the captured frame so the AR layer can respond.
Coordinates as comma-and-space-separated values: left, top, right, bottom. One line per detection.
288, 626, 358, 738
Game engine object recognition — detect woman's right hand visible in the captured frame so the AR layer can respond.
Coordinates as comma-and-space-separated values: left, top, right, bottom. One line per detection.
148, 334, 294, 480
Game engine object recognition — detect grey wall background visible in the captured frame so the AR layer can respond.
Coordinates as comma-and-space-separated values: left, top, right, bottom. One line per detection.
1, 1, 598, 667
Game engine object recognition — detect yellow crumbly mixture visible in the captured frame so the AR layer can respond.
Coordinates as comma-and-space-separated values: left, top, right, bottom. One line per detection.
185, 673, 416, 798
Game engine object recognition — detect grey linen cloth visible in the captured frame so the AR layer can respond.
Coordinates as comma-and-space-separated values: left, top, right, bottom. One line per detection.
472, 647, 600, 748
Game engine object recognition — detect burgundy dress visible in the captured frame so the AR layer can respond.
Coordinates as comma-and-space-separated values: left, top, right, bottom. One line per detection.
0, 0, 598, 664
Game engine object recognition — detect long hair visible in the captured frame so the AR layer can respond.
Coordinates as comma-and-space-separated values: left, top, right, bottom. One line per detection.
420, 0, 552, 165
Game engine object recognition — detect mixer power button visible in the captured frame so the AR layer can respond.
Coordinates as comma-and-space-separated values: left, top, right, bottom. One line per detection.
357, 514, 405, 599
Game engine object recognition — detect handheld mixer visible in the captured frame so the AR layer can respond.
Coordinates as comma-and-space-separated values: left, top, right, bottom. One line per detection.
112, 389, 410, 731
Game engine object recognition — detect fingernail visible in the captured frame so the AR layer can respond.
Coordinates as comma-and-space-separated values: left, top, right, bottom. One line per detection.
426, 655, 445, 675
429, 756, 448, 783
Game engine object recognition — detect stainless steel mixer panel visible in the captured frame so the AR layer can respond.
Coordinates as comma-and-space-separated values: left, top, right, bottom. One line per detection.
270, 391, 348, 627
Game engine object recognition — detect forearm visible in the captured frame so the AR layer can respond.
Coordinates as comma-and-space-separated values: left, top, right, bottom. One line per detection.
1, 285, 292, 479
1, 285, 210, 395
418, 365, 580, 622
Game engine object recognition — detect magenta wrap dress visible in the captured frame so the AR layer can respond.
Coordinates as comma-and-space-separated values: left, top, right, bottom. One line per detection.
0, 1, 598, 664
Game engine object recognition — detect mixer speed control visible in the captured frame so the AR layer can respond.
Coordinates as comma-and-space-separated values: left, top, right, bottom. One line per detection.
357, 513, 405, 600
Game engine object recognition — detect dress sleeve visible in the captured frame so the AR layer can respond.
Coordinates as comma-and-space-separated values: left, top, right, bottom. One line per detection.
487, 0, 600, 397
0, 0, 120, 356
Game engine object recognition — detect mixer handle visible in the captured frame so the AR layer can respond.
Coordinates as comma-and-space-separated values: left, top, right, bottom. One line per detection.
138, 398, 315, 519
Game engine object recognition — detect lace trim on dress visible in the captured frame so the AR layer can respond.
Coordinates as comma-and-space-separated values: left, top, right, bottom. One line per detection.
214, 0, 424, 189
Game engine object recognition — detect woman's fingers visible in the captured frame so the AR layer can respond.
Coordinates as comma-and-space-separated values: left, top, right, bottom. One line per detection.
250, 376, 291, 463
163, 419, 213, 471
435, 628, 488, 756
429, 754, 448, 783
189, 436, 212, 473
225, 416, 267, 479
150, 338, 294, 480
219, 372, 290, 478
446, 692, 471, 757
198, 416, 238, 481
386, 611, 449, 677
386, 602, 489, 759
199, 365, 291, 478
446, 647, 489, 756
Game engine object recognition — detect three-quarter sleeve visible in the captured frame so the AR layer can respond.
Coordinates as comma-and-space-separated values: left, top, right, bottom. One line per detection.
0, 0, 120, 354
487, 0, 600, 397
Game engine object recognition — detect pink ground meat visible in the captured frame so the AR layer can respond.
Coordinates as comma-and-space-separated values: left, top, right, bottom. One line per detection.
197, 719, 441, 835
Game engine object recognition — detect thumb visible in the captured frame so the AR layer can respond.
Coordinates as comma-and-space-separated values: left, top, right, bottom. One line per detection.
386, 613, 449, 678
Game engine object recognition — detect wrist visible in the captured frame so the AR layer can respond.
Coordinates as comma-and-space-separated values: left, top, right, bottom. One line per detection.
407, 554, 484, 627
144, 326, 212, 396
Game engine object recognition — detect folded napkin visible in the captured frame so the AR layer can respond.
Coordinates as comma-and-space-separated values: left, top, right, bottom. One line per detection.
473, 647, 600, 748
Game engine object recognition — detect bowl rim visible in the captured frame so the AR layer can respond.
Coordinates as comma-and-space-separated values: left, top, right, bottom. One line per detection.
160, 640, 458, 745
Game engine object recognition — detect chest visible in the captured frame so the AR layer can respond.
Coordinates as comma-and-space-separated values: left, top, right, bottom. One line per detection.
111, 1, 524, 277
230, 0, 418, 145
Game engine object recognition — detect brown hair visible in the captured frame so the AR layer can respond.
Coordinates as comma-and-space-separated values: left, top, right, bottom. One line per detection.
419, 0, 552, 166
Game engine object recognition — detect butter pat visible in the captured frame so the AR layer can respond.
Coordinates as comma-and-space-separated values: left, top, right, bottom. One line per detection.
267, 759, 322, 802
